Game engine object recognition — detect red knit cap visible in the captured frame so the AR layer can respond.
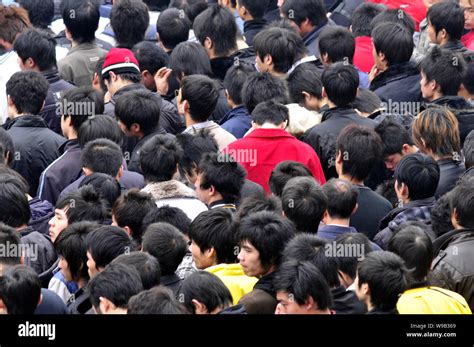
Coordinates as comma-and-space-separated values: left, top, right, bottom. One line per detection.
102, 48, 140, 77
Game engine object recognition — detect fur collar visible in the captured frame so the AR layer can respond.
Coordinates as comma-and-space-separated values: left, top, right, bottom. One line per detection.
142, 180, 197, 200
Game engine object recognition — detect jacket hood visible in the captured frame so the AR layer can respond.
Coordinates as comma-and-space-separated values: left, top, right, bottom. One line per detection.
142, 180, 198, 200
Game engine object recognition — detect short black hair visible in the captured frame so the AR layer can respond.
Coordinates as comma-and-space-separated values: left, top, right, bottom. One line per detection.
132, 40, 169, 76
0, 180, 31, 228
14, 28, 56, 71
62, 0, 100, 44
237, 211, 296, 271
287, 63, 323, 105
281, 176, 327, 234
274, 260, 333, 310
139, 134, 183, 183
282, 234, 340, 288
142, 222, 188, 275
223, 63, 255, 106
0, 129, 14, 167
236, 193, 283, 222
86, 225, 133, 269
128, 286, 189, 314
110, 0, 149, 49
464, 130, 474, 169
169, 0, 208, 23
427, 1, 465, 41
143, 0, 170, 11
323, 178, 358, 219
77, 114, 124, 148
462, 63, 474, 95
357, 251, 409, 311
115, 89, 161, 135
0, 223, 21, 266
193, 5, 238, 57
170, 42, 213, 79
238, 0, 269, 19
374, 118, 414, 158
156, 8, 191, 50
431, 191, 454, 238
60, 87, 104, 132
55, 185, 107, 224
88, 263, 143, 310
254, 27, 303, 74
176, 131, 218, 178
352, 89, 382, 114
371, 22, 414, 66
335, 233, 374, 281
177, 271, 233, 314
321, 63, 359, 106
0, 265, 41, 314
55, 221, 99, 282
336, 125, 384, 182
6, 71, 48, 115
269, 161, 313, 197
112, 251, 161, 290
371, 8, 415, 36
420, 47, 466, 97
17, 0, 54, 28
450, 176, 474, 228
394, 153, 440, 201
189, 209, 236, 264
79, 173, 122, 211
350, 2, 384, 37
81, 138, 123, 177
242, 72, 288, 113
251, 100, 289, 126
280, 0, 327, 28
0, 171, 28, 196
181, 74, 219, 122
319, 26, 355, 63
142, 205, 191, 236
112, 189, 157, 243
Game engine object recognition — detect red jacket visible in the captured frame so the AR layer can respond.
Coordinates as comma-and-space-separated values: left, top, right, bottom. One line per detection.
366, 0, 426, 31
354, 36, 375, 74
462, 31, 474, 50
224, 128, 326, 193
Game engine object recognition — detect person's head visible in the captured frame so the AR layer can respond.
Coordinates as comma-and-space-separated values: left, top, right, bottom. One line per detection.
431, 191, 454, 237
112, 189, 156, 243
139, 134, 183, 183
88, 262, 143, 314
102, 48, 141, 96
0, 180, 30, 228
280, 0, 327, 37
0, 5, 30, 53
235, 193, 283, 222
55, 221, 99, 284
412, 108, 461, 160
81, 138, 123, 178
79, 173, 124, 216
169, 41, 212, 82
110, 0, 149, 49
188, 209, 236, 269
460, 0, 474, 30
0, 223, 21, 270
321, 63, 359, 107
169, 0, 208, 25
195, 152, 246, 205
393, 153, 440, 203
223, 63, 255, 108
281, 177, 327, 234
287, 63, 324, 111
178, 75, 219, 123
178, 271, 233, 314
254, 27, 303, 75
464, 130, 474, 169
77, 114, 124, 148
142, 222, 188, 276
93, 56, 107, 94
86, 225, 133, 278
142, 206, 191, 239
350, 2, 384, 37
274, 260, 332, 314
49, 185, 107, 242
374, 118, 416, 171
355, 251, 409, 312
237, 211, 296, 277
17, 0, 54, 29
322, 178, 358, 222
427, 1, 465, 44
143, 0, 170, 11
335, 125, 384, 183
236, 0, 269, 20
61, 0, 100, 44
269, 161, 313, 197
128, 286, 189, 314
112, 251, 161, 290
6, 70, 48, 117
449, 175, 474, 229
420, 47, 466, 101
242, 72, 288, 113
0, 129, 14, 167
460, 62, 474, 100
193, 5, 238, 59
352, 89, 382, 116
14, 28, 56, 72
251, 100, 289, 129
371, 8, 416, 36
156, 8, 191, 52
371, 22, 414, 71
318, 26, 355, 66
132, 41, 169, 92
0, 265, 41, 314
388, 225, 434, 284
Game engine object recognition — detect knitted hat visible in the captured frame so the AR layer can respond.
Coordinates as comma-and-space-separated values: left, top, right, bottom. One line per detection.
102, 48, 140, 77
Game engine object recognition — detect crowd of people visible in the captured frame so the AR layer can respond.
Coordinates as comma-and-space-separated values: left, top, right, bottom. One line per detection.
0, 0, 473, 315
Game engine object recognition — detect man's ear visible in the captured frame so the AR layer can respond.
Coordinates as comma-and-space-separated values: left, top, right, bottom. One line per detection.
336, 150, 343, 165
208, 185, 217, 197
321, 87, 327, 99
204, 37, 213, 50
117, 165, 124, 180
191, 299, 208, 314
304, 295, 317, 311
123, 226, 133, 238
7, 95, 14, 108
38, 294, 43, 307
360, 282, 370, 296
264, 54, 273, 67
82, 167, 93, 176
321, 52, 330, 65
204, 247, 216, 261
99, 297, 114, 314
352, 203, 358, 216
131, 123, 141, 134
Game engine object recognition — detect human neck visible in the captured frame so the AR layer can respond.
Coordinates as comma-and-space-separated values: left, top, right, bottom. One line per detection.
324, 217, 350, 227
185, 115, 209, 128
207, 193, 225, 206
339, 173, 364, 186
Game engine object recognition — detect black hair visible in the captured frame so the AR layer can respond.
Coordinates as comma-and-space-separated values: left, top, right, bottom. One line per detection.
242, 72, 288, 113
181, 74, 219, 122
79, 173, 122, 211
110, 0, 149, 49
336, 124, 384, 182
86, 225, 132, 269
374, 118, 414, 158
350, 2, 384, 37
94, 57, 107, 93
169, 0, 208, 24
0, 223, 21, 265
0, 130, 14, 166
319, 26, 355, 63
62, 0, 100, 44
237, 211, 296, 271
55, 185, 108, 224
132, 41, 169, 76
17, 0, 54, 28
177, 271, 233, 314
60, 87, 104, 132
139, 134, 183, 183
156, 8, 191, 50
280, 0, 327, 27
142, 222, 188, 275
88, 262, 143, 310
5, 70, 48, 115
371, 8, 415, 36
287, 63, 323, 105
0, 265, 41, 314
450, 176, 474, 228
112, 251, 161, 290
0, 170, 29, 194
235, 193, 282, 222
128, 286, 189, 314
269, 161, 313, 197
0, 180, 31, 228
371, 22, 414, 66
144, 0, 170, 12
323, 178, 358, 219
251, 100, 289, 127
170, 41, 213, 79
394, 153, 440, 201
80, 138, 123, 177
431, 191, 454, 238
77, 114, 124, 148
238, 0, 269, 19
427, 1, 465, 41
352, 89, 382, 114
14, 28, 56, 71
142, 205, 191, 236
223, 63, 255, 106
462, 63, 474, 95
176, 130, 218, 178
464, 130, 474, 169
322, 63, 359, 106
335, 232, 373, 281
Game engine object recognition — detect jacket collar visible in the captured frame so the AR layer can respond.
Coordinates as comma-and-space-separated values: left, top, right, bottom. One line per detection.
142, 180, 197, 200
245, 128, 294, 139
4, 115, 48, 130
434, 228, 474, 254
321, 106, 359, 122
244, 18, 268, 32
42, 69, 61, 84
442, 40, 467, 53
58, 139, 81, 155
220, 105, 249, 124
429, 95, 472, 109
303, 21, 329, 45
370, 61, 419, 90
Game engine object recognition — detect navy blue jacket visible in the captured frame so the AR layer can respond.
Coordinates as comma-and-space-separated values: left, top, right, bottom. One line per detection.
303, 21, 333, 58
244, 19, 268, 47
220, 106, 252, 139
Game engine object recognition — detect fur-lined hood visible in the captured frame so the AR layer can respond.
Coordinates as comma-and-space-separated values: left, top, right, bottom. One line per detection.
142, 180, 198, 200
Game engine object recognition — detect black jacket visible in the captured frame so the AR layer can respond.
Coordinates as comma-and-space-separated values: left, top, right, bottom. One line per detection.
442, 41, 474, 63
243, 19, 268, 47
370, 61, 422, 103
5, 115, 66, 195
435, 158, 465, 198
331, 285, 367, 314
210, 48, 256, 82
302, 106, 376, 179
263, 0, 280, 23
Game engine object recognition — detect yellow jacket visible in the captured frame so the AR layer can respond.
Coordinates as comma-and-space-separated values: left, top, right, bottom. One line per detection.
207, 264, 258, 305
397, 286, 472, 314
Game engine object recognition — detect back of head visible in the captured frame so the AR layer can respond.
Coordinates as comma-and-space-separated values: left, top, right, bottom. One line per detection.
371, 9, 415, 36
142, 205, 191, 237
223, 63, 255, 106
0, 5, 30, 48
60, 86, 104, 132
0, 265, 41, 314
112, 251, 161, 290
352, 89, 382, 116
251, 100, 289, 127
269, 161, 313, 197
462, 62, 474, 96
6, 70, 49, 115
17, 0, 54, 29
242, 72, 288, 113
238, 0, 269, 19
80, 138, 123, 177
128, 286, 188, 314
56, 185, 108, 224
464, 130, 474, 169
14, 28, 56, 71
110, 0, 149, 49
0, 223, 21, 267
449, 176, 474, 229
287, 63, 323, 105
181, 74, 219, 122
78, 114, 124, 148
351, 2, 384, 37
236, 193, 283, 222
132, 41, 169, 78
318, 26, 355, 64
176, 130, 218, 178
371, 22, 414, 66
323, 178, 358, 220
156, 8, 191, 50
431, 191, 454, 238
335, 232, 374, 282
322, 62, 359, 106
86, 225, 132, 270
62, 0, 100, 44
169, 0, 208, 24
0, 180, 30, 228
375, 118, 414, 159
170, 41, 212, 79
79, 173, 122, 211
280, 0, 327, 28
427, 1, 465, 42
0, 130, 14, 167
143, 0, 170, 12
